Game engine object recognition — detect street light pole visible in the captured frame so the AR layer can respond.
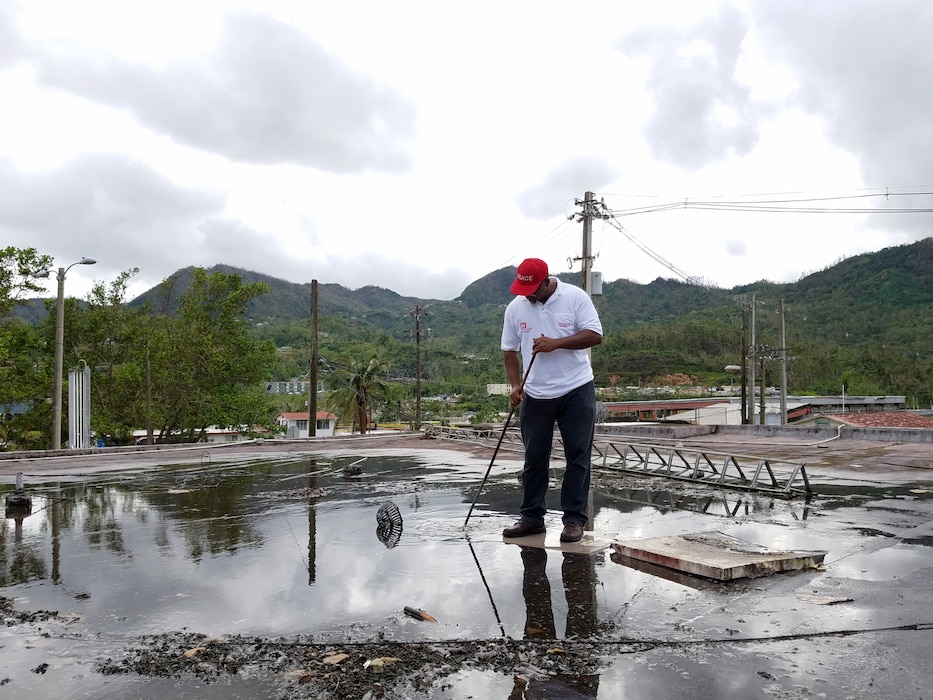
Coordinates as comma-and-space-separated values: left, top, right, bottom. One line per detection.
51, 257, 97, 450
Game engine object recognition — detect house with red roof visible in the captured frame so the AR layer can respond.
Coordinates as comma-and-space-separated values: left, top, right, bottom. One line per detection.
275, 411, 338, 438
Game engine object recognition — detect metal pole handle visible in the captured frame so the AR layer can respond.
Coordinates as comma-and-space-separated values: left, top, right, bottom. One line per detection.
463, 351, 538, 527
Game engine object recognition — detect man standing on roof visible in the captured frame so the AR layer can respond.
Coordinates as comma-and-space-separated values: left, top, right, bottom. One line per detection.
500, 258, 603, 543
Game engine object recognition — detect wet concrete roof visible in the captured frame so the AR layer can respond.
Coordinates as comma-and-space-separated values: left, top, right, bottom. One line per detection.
2, 428, 933, 698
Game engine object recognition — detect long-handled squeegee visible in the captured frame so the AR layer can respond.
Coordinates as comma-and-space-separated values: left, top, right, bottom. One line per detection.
463, 351, 537, 527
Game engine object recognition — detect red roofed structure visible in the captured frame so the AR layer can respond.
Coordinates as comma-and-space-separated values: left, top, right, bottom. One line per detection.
276, 411, 338, 438
794, 411, 933, 430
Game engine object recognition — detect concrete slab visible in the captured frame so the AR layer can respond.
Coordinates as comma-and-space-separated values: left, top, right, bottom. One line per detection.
608, 548, 728, 590
503, 531, 615, 554
612, 530, 827, 581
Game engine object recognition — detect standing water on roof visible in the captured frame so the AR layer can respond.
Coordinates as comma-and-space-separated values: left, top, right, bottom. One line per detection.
3, 444, 933, 698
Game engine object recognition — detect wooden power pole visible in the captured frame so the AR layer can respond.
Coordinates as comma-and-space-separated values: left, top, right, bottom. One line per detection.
582, 191, 594, 295
747, 293, 757, 424
779, 299, 788, 425
409, 306, 430, 430
740, 303, 748, 424
309, 280, 318, 437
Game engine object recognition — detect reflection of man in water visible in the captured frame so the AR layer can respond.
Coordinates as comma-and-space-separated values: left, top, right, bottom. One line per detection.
521, 546, 557, 638
515, 546, 599, 698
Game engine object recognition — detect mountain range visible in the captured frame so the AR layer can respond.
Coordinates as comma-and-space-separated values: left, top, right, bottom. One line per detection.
14, 237, 933, 361
135, 237, 933, 352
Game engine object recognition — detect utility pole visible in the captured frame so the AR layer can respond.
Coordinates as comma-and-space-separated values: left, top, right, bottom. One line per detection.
308, 280, 319, 437
747, 293, 757, 425
571, 191, 609, 296
779, 299, 788, 425
409, 306, 430, 430
759, 351, 767, 425
582, 191, 594, 295
740, 302, 748, 424
145, 330, 153, 445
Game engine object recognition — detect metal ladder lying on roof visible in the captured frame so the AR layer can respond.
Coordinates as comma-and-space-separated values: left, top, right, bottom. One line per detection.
424, 425, 812, 498
589, 439, 811, 498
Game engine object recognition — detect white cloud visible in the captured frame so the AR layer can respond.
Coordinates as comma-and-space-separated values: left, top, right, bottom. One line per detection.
36, 12, 417, 172
617, 3, 761, 169
1, 0, 932, 302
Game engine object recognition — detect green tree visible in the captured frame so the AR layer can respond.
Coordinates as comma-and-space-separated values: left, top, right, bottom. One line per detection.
0, 320, 51, 449
0, 246, 53, 320
149, 268, 276, 441
326, 354, 390, 433
73, 269, 149, 443
0, 247, 54, 449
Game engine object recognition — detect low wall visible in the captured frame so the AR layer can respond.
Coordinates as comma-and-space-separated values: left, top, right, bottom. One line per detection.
597, 422, 933, 443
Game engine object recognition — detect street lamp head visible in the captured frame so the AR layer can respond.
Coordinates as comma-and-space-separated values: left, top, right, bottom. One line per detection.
60, 256, 98, 279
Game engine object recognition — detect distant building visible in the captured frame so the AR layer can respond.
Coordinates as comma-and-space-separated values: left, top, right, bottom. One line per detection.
604, 398, 725, 422
131, 425, 270, 444
265, 381, 313, 395
662, 401, 810, 426
201, 427, 242, 443
605, 395, 907, 427
275, 411, 338, 438
786, 395, 906, 413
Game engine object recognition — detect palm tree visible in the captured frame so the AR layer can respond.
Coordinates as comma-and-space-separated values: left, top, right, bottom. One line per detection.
327, 354, 390, 433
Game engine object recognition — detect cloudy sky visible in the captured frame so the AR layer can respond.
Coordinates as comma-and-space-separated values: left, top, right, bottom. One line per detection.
3, 0, 932, 302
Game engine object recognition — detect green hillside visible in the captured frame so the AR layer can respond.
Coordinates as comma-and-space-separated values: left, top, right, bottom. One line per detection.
16, 238, 933, 406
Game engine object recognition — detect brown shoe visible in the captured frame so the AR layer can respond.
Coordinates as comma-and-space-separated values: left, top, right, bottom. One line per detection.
560, 522, 584, 543
503, 520, 546, 538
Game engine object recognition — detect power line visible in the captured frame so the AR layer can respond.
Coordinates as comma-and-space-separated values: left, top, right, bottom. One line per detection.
602, 213, 723, 292
605, 188, 933, 217
589, 186, 933, 295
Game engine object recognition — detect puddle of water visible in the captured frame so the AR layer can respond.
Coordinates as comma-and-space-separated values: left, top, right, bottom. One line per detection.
4, 454, 702, 647
0, 453, 851, 647
724, 521, 835, 554
2, 456, 518, 641
828, 542, 933, 581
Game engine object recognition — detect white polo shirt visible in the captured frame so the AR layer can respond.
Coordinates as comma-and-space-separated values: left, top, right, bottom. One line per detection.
500, 280, 603, 399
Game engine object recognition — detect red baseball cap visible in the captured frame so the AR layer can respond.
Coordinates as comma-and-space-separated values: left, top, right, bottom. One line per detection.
510, 258, 549, 295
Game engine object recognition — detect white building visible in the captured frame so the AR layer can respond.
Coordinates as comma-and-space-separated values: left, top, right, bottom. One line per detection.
275, 411, 338, 438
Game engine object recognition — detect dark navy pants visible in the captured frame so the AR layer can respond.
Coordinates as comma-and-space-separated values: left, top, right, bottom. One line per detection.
517, 381, 595, 528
